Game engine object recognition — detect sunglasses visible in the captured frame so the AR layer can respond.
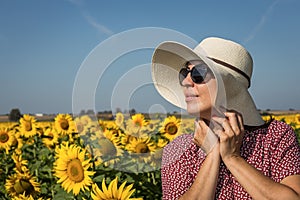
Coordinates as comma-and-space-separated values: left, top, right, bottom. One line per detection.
179, 63, 209, 85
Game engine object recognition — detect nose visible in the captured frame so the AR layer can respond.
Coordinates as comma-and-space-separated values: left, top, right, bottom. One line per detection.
181, 72, 194, 87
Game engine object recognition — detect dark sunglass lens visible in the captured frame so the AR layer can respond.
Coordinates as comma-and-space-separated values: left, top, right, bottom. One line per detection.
179, 68, 189, 85
191, 64, 208, 83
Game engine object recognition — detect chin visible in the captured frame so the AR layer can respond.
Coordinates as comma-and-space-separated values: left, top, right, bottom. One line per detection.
186, 104, 200, 116
187, 103, 211, 119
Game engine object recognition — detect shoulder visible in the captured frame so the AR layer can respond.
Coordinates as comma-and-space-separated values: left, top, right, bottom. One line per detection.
267, 120, 296, 141
262, 120, 300, 156
245, 120, 298, 152
268, 119, 294, 133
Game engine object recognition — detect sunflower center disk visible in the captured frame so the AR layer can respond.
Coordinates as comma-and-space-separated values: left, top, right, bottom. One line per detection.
165, 123, 178, 135
48, 132, 54, 139
0, 132, 9, 143
76, 123, 84, 133
67, 159, 84, 182
134, 120, 142, 128
60, 120, 69, 130
24, 121, 32, 131
13, 179, 34, 195
136, 143, 149, 153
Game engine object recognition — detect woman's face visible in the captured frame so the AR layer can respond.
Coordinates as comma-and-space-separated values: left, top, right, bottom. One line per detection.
181, 60, 217, 119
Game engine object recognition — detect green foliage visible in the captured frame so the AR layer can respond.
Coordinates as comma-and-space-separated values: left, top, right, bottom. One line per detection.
0, 132, 162, 199
0, 113, 170, 199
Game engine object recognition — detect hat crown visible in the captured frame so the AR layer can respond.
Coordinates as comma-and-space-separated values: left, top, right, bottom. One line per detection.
195, 37, 253, 80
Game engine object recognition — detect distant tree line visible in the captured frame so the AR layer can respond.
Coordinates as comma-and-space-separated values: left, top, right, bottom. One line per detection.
9, 108, 22, 121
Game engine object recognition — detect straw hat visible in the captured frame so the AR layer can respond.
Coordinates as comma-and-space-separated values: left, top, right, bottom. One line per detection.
151, 37, 264, 126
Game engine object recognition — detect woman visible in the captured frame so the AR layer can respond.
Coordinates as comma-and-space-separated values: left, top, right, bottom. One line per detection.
151, 37, 300, 199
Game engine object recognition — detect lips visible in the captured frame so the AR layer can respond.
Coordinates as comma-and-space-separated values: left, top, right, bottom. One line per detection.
185, 93, 199, 102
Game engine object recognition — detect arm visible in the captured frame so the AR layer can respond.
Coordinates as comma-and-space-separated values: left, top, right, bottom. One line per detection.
179, 119, 220, 200
179, 144, 220, 200
214, 112, 300, 200
224, 156, 300, 200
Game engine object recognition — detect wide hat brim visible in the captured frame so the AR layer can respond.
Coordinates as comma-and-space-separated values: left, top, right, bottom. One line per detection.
151, 41, 264, 126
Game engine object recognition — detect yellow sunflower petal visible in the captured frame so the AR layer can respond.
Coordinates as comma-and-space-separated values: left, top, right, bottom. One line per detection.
121, 184, 135, 200
101, 178, 109, 194
117, 181, 127, 199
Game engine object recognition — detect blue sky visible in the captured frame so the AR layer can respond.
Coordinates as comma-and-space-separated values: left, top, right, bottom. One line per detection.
1, 0, 300, 115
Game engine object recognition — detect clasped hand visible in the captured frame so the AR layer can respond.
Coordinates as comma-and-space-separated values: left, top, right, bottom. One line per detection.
193, 111, 244, 160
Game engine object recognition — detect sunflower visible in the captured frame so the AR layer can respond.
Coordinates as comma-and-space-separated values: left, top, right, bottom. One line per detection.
42, 127, 59, 148
159, 116, 181, 141
90, 130, 123, 167
19, 114, 38, 138
80, 115, 93, 126
54, 114, 76, 135
13, 132, 24, 155
141, 119, 160, 133
74, 117, 88, 135
157, 138, 168, 148
5, 170, 40, 198
53, 143, 95, 196
0, 127, 15, 153
75, 115, 97, 136
106, 121, 123, 137
91, 177, 141, 200
12, 153, 28, 173
125, 136, 156, 155
126, 114, 148, 134
124, 136, 158, 168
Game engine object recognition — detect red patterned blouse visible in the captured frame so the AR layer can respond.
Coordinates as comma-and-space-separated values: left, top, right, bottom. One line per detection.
161, 120, 300, 199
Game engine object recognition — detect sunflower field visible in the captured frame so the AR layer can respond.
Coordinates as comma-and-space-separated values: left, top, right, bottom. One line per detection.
0, 112, 194, 200
0, 112, 299, 199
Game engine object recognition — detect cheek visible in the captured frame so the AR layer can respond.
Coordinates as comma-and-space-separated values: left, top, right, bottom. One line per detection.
196, 84, 214, 104
195, 81, 216, 109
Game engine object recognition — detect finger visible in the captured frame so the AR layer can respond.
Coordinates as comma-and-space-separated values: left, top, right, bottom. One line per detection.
237, 114, 245, 136
210, 116, 229, 142
211, 115, 225, 127
224, 112, 241, 136
211, 116, 232, 135
208, 117, 222, 131
194, 119, 206, 136
193, 119, 219, 153
213, 128, 223, 139
194, 119, 211, 139
193, 120, 205, 146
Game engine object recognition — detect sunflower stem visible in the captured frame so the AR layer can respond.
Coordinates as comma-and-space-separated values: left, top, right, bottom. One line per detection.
33, 138, 39, 180
5, 153, 9, 174
151, 172, 157, 185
